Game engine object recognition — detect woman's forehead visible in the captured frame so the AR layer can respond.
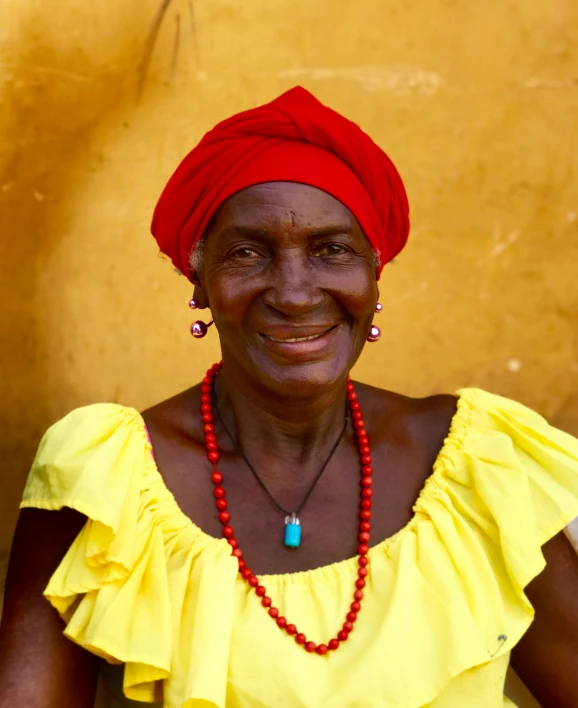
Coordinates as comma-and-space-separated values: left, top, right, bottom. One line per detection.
213, 182, 360, 232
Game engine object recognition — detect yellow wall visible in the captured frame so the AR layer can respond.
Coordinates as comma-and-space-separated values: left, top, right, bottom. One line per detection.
2, 3, 577, 705
2, 0, 578, 567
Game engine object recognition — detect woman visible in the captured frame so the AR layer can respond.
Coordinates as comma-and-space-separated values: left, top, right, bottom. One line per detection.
1, 87, 578, 708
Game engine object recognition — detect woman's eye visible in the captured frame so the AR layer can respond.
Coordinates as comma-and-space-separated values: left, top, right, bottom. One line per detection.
231, 247, 261, 259
317, 243, 349, 257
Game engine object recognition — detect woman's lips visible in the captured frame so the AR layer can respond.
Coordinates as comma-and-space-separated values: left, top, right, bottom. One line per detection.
262, 331, 328, 343
258, 325, 340, 359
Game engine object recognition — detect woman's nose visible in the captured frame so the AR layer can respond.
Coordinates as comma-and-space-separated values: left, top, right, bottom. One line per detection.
261, 252, 324, 315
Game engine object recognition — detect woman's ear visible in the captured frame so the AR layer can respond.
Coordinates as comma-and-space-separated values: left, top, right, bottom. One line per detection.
191, 273, 210, 309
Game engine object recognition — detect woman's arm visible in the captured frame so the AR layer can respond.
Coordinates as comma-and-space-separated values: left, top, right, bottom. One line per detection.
511, 530, 578, 707
0, 508, 100, 708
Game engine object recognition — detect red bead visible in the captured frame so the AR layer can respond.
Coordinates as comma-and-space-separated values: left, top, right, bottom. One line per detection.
200, 394, 211, 404
358, 566, 368, 578
353, 419, 365, 430
207, 451, 220, 463
202, 377, 211, 385
337, 630, 349, 642
361, 476, 372, 487
343, 621, 354, 633
201, 384, 211, 394
359, 444, 370, 455
360, 510, 371, 520
360, 521, 371, 532
256, 585, 266, 597
361, 454, 372, 465
212, 472, 224, 485
202, 413, 213, 423
347, 612, 357, 623
358, 544, 369, 555
350, 401, 360, 411
218, 510, 230, 523
296, 633, 306, 645
262, 597, 272, 608
354, 590, 364, 601
328, 639, 340, 650
241, 567, 252, 579
361, 488, 373, 498
362, 465, 373, 476
216, 498, 228, 510
228, 538, 238, 549
316, 644, 328, 655
206, 441, 218, 451
352, 410, 363, 421
205, 432, 216, 442
305, 642, 316, 653
213, 486, 226, 498
276, 616, 287, 628
248, 576, 258, 588
346, 382, 354, 392
286, 624, 297, 635
212, 363, 221, 372
203, 423, 214, 434
238, 559, 246, 570
201, 403, 212, 414
232, 548, 243, 558
360, 499, 372, 510
358, 556, 369, 567
222, 525, 234, 538
358, 532, 370, 543
356, 578, 366, 590
268, 608, 279, 619
348, 391, 358, 402
350, 601, 361, 613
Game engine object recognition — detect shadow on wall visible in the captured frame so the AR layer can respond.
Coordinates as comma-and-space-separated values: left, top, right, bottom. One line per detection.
0, 0, 180, 546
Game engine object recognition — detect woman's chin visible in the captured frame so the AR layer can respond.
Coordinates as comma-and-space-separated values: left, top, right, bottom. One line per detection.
246, 353, 352, 399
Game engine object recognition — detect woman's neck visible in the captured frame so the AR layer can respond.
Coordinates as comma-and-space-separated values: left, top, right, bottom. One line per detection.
213, 363, 350, 474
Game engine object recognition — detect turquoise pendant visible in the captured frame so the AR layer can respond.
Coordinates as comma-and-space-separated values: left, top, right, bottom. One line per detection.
284, 514, 301, 548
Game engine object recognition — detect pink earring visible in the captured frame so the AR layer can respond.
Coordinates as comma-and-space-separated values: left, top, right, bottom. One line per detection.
189, 298, 214, 338
367, 303, 382, 342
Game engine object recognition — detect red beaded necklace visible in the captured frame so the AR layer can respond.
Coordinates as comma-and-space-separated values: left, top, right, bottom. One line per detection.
201, 362, 372, 655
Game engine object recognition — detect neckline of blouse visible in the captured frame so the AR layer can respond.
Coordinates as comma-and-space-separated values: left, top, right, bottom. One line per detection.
132, 388, 474, 584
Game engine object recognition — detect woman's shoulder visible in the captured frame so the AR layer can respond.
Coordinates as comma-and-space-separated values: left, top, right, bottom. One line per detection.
356, 381, 458, 465
140, 385, 203, 445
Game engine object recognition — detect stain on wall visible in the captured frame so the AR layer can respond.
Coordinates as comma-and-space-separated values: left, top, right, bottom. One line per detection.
1, 0, 577, 574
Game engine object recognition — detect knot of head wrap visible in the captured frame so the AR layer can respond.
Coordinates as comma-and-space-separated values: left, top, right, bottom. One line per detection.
151, 86, 410, 282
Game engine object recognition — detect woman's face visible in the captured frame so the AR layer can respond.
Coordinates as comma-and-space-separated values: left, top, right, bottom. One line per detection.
196, 182, 379, 396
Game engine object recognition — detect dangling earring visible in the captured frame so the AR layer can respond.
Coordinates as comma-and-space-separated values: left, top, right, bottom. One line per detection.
367, 303, 382, 342
189, 298, 214, 338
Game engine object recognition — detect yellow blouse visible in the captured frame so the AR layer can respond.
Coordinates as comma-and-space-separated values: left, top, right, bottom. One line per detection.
20, 388, 578, 708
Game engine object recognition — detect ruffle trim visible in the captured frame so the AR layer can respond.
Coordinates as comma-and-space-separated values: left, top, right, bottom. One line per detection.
20, 390, 578, 707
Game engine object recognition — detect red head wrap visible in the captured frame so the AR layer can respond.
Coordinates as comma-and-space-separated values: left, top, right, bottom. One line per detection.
151, 86, 409, 282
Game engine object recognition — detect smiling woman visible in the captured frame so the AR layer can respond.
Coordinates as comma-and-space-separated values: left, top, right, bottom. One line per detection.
1, 88, 578, 708
194, 183, 379, 394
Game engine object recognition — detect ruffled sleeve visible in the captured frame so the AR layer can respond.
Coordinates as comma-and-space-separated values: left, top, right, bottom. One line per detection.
447, 389, 578, 591
20, 404, 238, 707
364, 388, 578, 708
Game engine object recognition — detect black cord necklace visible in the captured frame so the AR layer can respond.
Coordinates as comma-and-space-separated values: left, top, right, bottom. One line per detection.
212, 385, 348, 549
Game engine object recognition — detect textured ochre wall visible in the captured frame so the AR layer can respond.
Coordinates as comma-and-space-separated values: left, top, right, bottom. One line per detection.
2, 0, 578, 547
1, 0, 577, 647
2, 3, 576, 705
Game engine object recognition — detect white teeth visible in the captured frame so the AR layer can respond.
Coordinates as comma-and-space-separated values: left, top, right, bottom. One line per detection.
265, 332, 325, 343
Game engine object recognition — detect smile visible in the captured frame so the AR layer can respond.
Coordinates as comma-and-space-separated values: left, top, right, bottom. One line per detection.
262, 332, 328, 343
258, 325, 340, 360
